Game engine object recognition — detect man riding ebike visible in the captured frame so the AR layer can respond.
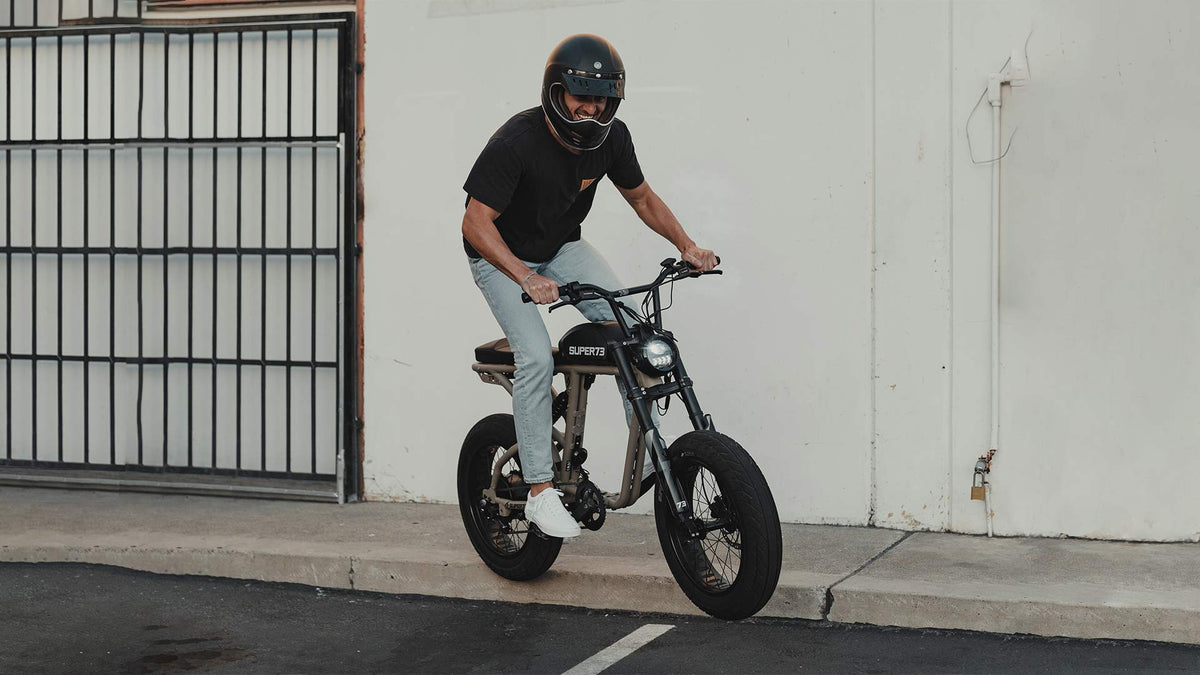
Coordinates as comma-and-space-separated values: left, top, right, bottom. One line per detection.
461, 34, 718, 538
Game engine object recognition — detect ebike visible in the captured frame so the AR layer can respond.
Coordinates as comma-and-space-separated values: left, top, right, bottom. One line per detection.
458, 258, 782, 620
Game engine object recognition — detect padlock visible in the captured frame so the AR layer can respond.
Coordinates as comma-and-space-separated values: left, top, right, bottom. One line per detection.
970, 467, 987, 501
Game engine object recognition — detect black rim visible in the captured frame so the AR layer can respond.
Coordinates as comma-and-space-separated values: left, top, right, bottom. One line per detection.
666, 458, 742, 593
470, 444, 531, 557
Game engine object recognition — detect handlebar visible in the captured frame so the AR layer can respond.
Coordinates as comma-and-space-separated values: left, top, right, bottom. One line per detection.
520, 256, 721, 306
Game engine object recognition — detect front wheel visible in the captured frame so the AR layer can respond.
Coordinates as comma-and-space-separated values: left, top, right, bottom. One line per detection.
458, 413, 562, 581
654, 431, 783, 620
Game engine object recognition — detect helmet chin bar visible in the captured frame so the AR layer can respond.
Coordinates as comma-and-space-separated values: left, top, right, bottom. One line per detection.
544, 82, 619, 152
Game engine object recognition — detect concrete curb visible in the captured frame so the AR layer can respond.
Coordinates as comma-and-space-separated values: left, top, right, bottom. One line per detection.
824, 531, 1200, 645
0, 544, 356, 591
0, 541, 832, 620
9, 539, 1197, 645
828, 576, 1200, 645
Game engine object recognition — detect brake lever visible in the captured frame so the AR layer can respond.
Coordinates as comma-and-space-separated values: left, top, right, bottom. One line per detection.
549, 284, 590, 312
674, 268, 724, 279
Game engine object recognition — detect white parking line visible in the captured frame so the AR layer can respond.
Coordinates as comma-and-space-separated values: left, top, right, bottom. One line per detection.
562, 623, 675, 675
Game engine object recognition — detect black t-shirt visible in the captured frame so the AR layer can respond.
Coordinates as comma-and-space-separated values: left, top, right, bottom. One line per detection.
462, 107, 645, 262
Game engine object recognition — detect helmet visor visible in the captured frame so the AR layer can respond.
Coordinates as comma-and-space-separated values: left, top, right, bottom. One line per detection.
561, 72, 625, 99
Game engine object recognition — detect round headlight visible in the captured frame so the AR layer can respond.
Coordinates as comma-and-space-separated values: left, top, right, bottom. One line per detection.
640, 337, 676, 372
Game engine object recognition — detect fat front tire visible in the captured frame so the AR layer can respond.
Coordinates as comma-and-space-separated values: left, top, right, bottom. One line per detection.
458, 413, 562, 581
654, 431, 783, 620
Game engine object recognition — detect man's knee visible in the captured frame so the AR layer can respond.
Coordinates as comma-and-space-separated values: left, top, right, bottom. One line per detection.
581, 299, 621, 324
515, 348, 555, 384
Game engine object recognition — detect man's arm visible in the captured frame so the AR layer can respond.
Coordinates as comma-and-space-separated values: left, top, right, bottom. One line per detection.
616, 181, 718, 271
461, 198, 560, 304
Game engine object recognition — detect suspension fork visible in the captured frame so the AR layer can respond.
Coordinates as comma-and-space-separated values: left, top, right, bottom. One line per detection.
673, 358, 715, 433
610, 344, 702, 535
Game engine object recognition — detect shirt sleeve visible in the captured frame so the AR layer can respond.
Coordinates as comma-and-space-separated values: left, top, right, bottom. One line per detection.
606, 121, 645, 190
463, 137, 522, 213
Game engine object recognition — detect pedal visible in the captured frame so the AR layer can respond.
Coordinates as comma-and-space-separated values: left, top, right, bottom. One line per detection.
528, 523, 551, 540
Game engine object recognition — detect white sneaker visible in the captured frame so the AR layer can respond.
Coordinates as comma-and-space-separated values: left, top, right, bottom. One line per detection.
524, 488, 581, 538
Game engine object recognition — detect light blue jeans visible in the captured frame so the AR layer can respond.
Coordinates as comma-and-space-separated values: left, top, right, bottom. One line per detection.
469, 239, 635, 484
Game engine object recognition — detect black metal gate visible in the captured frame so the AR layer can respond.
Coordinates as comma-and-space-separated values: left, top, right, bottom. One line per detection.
0, 4, 359, 501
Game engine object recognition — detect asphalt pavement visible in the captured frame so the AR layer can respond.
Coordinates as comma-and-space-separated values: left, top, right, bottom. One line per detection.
3, 563, 1198, 674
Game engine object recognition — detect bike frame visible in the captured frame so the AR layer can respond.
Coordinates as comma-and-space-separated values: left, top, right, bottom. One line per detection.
471, 362, 656, 512
474, 260, 721, 536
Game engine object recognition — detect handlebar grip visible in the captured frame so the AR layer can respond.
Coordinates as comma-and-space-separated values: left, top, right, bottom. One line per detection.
681, 255, 721, 272
682, 255, 721, 269
522, 286, 572, 304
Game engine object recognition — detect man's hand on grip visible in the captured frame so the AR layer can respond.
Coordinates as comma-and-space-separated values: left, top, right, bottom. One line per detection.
521, 273, 560, 305
680, 245, 719, 272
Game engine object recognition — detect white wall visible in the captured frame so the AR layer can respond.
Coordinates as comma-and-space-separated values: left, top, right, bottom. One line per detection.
362, 0, 1200, 541
951, 0, 1200, 540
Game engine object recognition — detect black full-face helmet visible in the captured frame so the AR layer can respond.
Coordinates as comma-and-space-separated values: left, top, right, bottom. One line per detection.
541, 34, 625, 152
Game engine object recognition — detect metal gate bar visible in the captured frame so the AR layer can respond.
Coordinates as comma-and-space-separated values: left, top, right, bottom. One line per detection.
0, 12, 358, 501
6, 0, 144, 29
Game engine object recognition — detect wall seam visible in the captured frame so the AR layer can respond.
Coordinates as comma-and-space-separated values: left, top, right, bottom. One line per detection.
867, 0, 878, 527
945, 0, 955, 530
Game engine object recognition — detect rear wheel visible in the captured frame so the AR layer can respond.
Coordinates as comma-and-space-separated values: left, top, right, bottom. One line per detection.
457, 414, 562, 581
654, 431, 783, 620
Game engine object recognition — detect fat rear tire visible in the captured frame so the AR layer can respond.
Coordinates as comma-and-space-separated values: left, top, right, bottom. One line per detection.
654, 431, 783, 620
458, 413, 562, 581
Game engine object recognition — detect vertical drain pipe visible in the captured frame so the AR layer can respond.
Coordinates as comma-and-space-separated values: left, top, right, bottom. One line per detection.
970, 73, 1005, 538
985, 73, 1002, 538
971, 44, 1028, 537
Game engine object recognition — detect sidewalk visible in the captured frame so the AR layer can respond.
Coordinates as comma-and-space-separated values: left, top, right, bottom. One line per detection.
1, 487, 1197, 645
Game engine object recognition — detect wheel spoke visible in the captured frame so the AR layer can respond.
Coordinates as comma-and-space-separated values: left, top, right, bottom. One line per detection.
697, 470, 715, 516
471, 444, 531, 557
710, 537, 734, 581
664, 456, 750, 592
684, 466, 741, 588
710, 538, 729, 576
718, 542, 736, 576
701, 470, 717, 501
698, 537, 733, 588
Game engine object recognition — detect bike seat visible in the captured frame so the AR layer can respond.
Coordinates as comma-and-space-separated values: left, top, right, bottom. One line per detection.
474, 338, 565, 366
